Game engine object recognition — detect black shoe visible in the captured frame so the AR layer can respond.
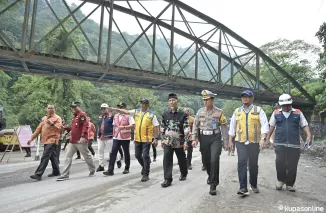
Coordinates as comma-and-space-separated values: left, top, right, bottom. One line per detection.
48, 173, 61, 177
61, 148, 65, 151
141, 175, 149, 182
122, 169, 129, 174
25, 153, 31, 157
96, 166, 104, 172
188, 165, 192, 170
30, 175, 41, 181
117, 160, 122, 169
202, 166, 206, 171
161, 179, 172, 188
209, 185, 217, 195
179, 175, 187, 181
207, 177, 211, 185
153, 159, 156, 162
250, 185, 260, 193
103, 170, 114, 176
237, 188, 249, 196
141, 169, 144, 175
75, 157, 81, 160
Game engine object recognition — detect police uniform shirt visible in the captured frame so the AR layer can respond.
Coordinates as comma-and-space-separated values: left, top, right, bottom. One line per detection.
192, 106, 228, 141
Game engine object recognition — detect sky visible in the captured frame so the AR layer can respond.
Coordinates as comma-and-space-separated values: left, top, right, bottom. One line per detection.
68, 0, 326, 49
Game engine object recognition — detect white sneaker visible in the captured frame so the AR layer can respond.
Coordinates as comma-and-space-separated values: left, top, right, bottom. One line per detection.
276, 181, 285, 190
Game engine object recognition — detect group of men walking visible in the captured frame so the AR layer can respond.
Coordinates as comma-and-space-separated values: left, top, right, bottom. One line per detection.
27, 88, 312, 197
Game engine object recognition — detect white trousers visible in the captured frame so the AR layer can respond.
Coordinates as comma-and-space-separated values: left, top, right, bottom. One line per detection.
98, 138, 113, 167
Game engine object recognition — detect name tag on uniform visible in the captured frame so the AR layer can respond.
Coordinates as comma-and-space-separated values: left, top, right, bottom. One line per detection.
212, 122, 217, 129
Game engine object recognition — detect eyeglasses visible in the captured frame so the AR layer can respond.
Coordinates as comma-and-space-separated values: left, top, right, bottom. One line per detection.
203, 99, 210, 102
101, 108, 107, 110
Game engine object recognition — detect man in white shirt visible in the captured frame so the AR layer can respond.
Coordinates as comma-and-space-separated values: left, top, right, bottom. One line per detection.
228, 90, 269, 196
104, 103, 135, 175
108, 98, 159, 182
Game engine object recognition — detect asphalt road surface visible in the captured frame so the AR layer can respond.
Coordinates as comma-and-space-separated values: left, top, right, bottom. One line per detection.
0, 148, 325, 213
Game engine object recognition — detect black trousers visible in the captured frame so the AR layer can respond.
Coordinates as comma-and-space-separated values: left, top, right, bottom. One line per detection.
118, 146, 124, 160
186, 143, 193, 166
56, 140, 62, 164
35, 144, 60, 177
236, 142, 260, 189
63, 139, 69, 150
163, 145, 188, 181
135, 142, 151, 176
152, 143, 157, 160
24, 147, 31, 154
109, 139, 131, 170
275, 146, 300, 187
77, 140, 95, 157
200, 134, 222, 186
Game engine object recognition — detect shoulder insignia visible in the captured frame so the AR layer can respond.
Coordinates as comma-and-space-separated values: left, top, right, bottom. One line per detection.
274, 110, 280, 114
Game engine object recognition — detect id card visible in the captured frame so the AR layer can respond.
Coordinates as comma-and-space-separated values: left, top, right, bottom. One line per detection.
212, 122, 217, 129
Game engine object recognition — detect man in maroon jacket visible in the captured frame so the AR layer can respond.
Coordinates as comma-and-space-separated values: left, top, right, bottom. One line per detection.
57, 101, 96, 181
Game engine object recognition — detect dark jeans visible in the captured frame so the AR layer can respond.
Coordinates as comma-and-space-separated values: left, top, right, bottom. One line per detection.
24, 147, 31, 154
135, 141, 151, 176
187, 143, 193, 166
200, 134, 222, 186
56, 140, 62, 164
236, 142, 260, 189
109, 139, 131, 171
152, 143, 157, 160
63, 139, 69, 150
275, 146, 300, 187
77, 140, 95, 157
35, 144, 60, 177
163, 145, 188, 181
118, 146, 124, 160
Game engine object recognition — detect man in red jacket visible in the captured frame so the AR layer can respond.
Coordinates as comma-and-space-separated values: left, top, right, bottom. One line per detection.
57, 101, 96, 181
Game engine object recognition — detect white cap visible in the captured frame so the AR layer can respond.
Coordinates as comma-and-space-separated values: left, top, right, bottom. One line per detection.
101, 103, 109, 108
278, 94, 293, 105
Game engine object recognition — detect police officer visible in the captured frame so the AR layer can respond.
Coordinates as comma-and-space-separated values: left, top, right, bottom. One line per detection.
267, 94, 312, 192
228, 90, 269, 196
192, 90, 228, 196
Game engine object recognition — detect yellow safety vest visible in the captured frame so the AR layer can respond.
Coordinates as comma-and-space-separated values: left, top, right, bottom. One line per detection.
134, 109, 155, 142
235, 105, 261, 143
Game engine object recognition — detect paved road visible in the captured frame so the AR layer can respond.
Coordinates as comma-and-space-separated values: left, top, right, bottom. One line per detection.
0, 148, 325, 213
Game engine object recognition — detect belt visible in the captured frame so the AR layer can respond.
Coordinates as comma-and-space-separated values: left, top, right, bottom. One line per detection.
200, 129, 220, 135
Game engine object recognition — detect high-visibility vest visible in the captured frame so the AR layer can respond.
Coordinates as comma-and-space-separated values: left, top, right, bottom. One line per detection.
235, 105, 261, 143
134, 109, 155, 142
113, 114, 131, 139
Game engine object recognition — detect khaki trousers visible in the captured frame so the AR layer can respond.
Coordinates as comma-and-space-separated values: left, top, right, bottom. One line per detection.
61, 143, 95, 177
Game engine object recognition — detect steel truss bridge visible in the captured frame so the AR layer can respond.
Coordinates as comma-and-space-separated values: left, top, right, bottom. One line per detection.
0, 0, 316, 108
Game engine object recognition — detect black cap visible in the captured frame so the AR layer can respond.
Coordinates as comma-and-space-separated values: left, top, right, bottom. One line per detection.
140, 98, 149, 104
168, 93, 178, 100
71, 101, 81, 107
117, 102, 127, 108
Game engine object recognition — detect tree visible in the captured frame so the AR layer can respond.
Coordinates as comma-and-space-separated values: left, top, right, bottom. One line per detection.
316, 22, 326, 82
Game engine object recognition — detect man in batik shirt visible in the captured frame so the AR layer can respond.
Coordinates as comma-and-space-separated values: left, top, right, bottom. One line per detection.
160, 93, 189, 188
